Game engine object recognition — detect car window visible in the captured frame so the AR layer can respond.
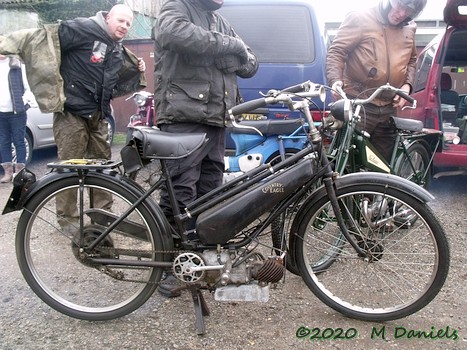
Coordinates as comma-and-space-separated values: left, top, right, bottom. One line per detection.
219, 5, 315, 63
413, 42, 438, 93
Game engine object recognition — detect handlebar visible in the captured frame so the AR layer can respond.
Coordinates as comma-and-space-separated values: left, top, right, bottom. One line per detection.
227, 81, 418, 142
228, 81, 326, 142
230, 98, 268, 116
395, 89, 416, 106
125, 90, 153, 101
335, 84, 416, 109
331, 84, 417, 122
230, 80, 326, 116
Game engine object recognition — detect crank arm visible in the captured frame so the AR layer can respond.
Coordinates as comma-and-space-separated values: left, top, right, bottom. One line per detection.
185, 265, 224, 273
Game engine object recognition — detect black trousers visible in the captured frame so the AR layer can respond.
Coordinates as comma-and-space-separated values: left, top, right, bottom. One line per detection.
158, 123, 225, 219
356, 103, 397, 162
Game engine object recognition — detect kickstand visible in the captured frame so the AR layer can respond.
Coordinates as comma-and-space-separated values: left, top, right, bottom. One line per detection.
189, 285, 210, 335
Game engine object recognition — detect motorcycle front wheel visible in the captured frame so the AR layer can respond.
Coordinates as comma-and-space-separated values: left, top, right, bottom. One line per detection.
15, 174, 167, 321
294, 182, 449, 321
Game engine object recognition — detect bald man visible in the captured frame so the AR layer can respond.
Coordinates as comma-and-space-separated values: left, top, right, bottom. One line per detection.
53, 4, 145, 230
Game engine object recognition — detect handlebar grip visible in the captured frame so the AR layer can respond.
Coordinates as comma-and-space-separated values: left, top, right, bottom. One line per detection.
230, 98, 267, 115
396, 90, 415, 105
281, 82, 308, 93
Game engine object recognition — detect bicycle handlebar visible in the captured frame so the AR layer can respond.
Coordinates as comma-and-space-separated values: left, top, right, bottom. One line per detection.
337, 84, 416, 108
228, 82, 417, 139
331, 84, 417, 122
395, 89, 416, 106
229, 80, 325, 116
230, 98, 268, 116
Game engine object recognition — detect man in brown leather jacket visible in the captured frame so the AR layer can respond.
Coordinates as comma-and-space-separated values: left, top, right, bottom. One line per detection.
326, 0, 427, 161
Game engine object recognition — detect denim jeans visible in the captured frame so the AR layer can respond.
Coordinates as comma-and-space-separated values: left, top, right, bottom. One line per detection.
0, 111, 27, 163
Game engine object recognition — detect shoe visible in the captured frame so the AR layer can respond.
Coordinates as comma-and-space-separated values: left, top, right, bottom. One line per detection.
157, 273, 182, 298
0, 162, 13, 183
60, 220, 80, 239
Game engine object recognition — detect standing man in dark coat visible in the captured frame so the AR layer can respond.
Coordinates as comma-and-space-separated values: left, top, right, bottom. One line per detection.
153, 0, 258, 297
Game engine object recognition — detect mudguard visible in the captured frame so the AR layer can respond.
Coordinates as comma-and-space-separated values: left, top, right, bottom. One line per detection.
332, 172, 434, 202
292, 172, 434, 225
287, 172, 435, 264
3, 168, 47, 214
2, 168, 174, 253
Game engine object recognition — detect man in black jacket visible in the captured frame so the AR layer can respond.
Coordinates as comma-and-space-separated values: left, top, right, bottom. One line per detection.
54, 4, 146, 230
153, 0, 258, 297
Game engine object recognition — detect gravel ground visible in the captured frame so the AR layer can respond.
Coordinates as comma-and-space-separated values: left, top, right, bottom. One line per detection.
0, 144, 465, 350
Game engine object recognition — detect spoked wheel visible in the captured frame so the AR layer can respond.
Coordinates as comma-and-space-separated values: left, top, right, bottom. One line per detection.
16, 174, 167, 321
395, 142, 430, 188
294, 183, 449, 321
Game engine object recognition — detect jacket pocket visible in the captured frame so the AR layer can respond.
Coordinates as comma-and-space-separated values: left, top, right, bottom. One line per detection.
65, 79, 100, 108
165, 80, 210, 120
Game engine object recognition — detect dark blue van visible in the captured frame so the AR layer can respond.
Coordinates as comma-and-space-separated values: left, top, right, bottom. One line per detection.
219, 0, 328, 121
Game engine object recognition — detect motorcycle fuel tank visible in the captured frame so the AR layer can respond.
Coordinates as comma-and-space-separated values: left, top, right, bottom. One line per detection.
196, 158, 315, 244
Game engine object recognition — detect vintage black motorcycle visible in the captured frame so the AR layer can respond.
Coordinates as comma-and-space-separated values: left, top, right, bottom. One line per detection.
4, 81, 450, 335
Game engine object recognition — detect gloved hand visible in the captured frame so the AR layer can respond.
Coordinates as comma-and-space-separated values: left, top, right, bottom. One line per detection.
215, 55, 242, 73
226, 37, 249, 64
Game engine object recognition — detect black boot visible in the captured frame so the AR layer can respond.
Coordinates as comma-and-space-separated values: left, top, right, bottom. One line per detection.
158, 272, 182, 298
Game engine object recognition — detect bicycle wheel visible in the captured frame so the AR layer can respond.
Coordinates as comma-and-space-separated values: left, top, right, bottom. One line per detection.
395, 142, 430, 187
16, 174, 167, 321
294, 182, 449, 321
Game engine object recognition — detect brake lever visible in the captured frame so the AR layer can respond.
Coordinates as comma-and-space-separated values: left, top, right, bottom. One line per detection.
401, 100, 417, 110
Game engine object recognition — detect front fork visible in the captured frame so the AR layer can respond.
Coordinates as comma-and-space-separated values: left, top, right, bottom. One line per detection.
320, 154, 367, 258
301, 103, 368, 258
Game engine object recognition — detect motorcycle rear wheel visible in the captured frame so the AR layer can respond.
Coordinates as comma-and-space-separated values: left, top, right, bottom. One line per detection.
294, 182, 449, 321
15, 174, 166, 321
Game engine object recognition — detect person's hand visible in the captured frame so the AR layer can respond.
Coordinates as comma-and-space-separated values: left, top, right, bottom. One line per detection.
393, 83, 411, 109
228, 37, 249, 64
137, 58, 146, 72
331, 80, 344, 100
215, 55, 242, 73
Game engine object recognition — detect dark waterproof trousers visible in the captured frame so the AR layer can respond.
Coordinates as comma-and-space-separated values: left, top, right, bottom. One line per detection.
356, 103, 397, 162
53, 110, 112, 227
158, 123, 225, 223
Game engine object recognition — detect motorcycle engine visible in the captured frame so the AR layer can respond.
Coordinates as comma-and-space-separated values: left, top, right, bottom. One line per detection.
172, 249, 285, 287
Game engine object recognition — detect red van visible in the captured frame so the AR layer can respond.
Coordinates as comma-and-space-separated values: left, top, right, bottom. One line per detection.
400, 0, 467, 178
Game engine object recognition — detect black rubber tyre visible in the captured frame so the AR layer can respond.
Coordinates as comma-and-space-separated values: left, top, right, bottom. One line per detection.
294, 182, 449, 321
16, 174, 166, 321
